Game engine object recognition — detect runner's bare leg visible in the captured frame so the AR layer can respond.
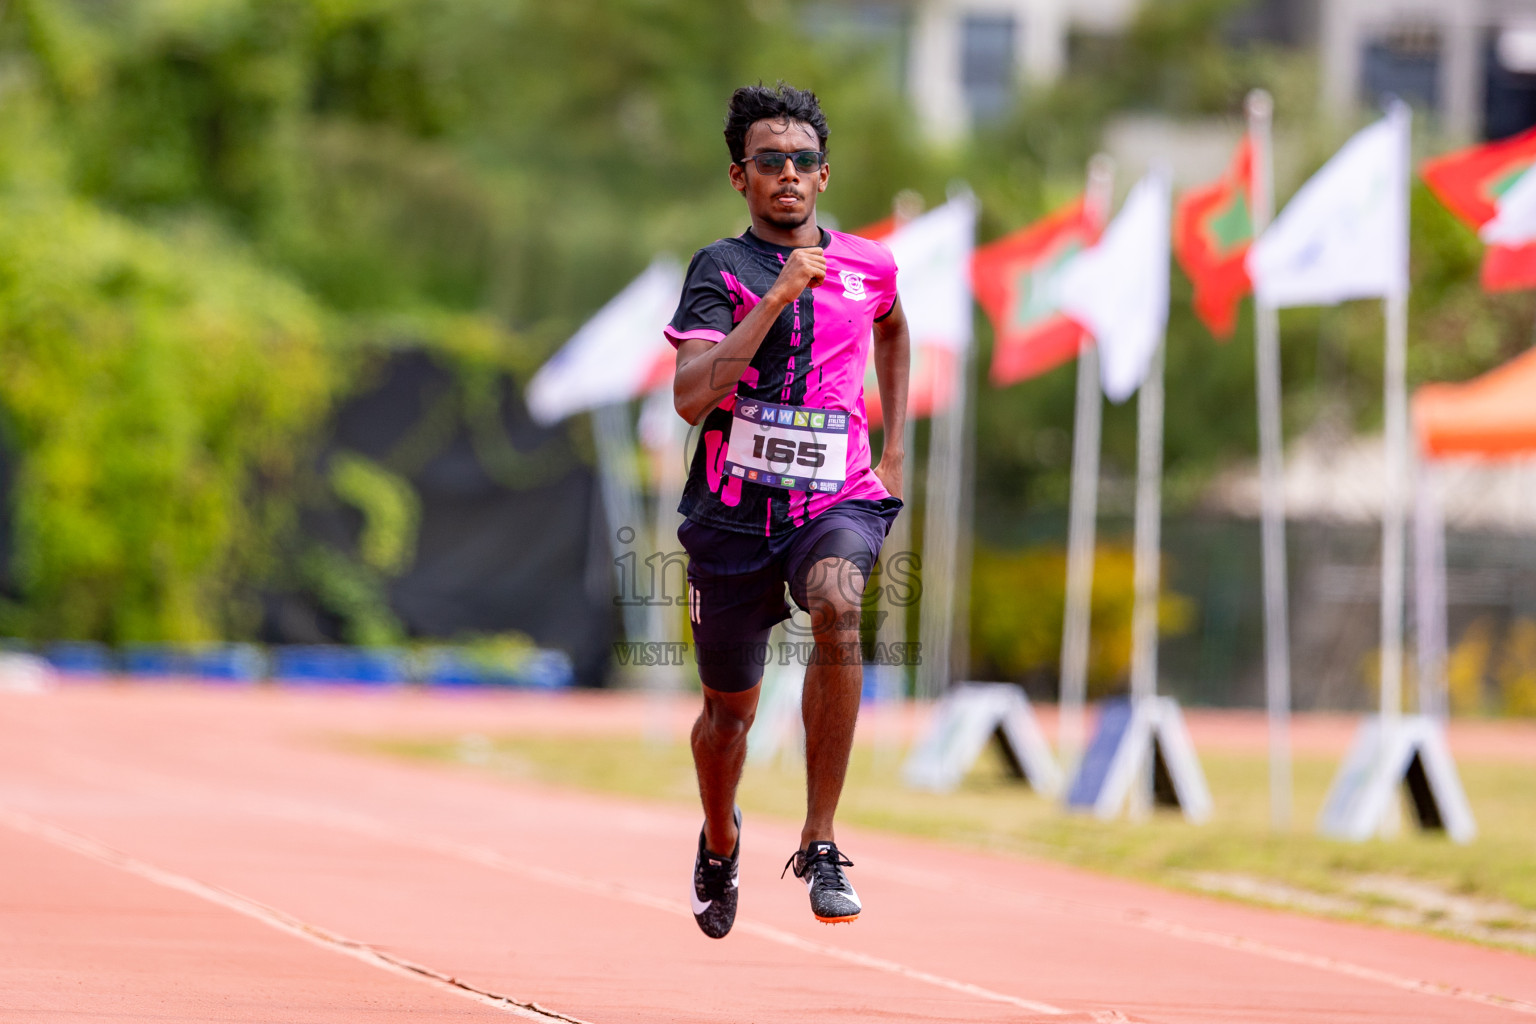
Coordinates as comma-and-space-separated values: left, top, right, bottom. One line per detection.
799, 556, 866, 849
693, 684, 759, 856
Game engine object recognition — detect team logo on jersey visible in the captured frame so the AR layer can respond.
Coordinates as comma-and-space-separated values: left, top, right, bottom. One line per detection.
840, 270, 868, 301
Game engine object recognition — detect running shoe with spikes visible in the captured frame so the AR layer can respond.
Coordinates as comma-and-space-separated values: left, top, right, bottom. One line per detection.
690, 807, 741, 939
783, 840, 861, 924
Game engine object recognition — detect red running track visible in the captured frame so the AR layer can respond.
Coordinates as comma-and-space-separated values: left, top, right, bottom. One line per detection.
0, 684, 1532, 1023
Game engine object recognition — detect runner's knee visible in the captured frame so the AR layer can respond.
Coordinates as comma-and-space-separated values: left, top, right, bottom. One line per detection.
801, 559, 865, 637
702, 687, 758, 742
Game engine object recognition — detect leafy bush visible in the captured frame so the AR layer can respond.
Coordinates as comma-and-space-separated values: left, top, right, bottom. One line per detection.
0, 192, 333, 642
1446, 617, 1496, 716
969, 542, 1194, 696
1495, 619, 1536, 718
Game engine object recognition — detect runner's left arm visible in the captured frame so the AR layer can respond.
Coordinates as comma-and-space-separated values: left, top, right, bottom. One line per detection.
870, 295, 909, 500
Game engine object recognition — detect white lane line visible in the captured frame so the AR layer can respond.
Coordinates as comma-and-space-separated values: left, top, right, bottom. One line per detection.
0, 807, 594, 1024
735, 918, 1068, 1015
7, 775, 1073, 1019
848, 852, 1536, 1018
1128, 912, 1536, 1017
0, 757, 1073, 1017
321, 811, 1070, 1016
423, 829, 1536, 1022
24, 757, 1535, 1021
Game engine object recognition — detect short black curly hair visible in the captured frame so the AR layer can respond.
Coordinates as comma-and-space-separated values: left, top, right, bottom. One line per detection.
723, 82, 828, 165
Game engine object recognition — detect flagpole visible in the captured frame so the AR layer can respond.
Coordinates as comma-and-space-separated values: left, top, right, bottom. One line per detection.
874, 198, 920, 760
1129, 342, 1166, 710
1128, 337, 1166, 818
1382, 290, 1409, 727
643, 385, 687, 741
1413, 456, 1447, 720
1380, 101, 1413, 750
954, 330, 977, 686
870, 407, 917, 763
593, 401, 649, 646
1058, 155, 1115, 776
918, 367, 959, 700
1247, 88, 1293, 831
1116, 168, 1176, 820
916, 192, 977, 700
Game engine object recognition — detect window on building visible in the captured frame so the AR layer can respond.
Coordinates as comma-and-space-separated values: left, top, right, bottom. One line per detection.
961, 14, 1018, 124
1360, 27, 1440, 111
805, 4, 909, 95
1485, 26, 1536, 140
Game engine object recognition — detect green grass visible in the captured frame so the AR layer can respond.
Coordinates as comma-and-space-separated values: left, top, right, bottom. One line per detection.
369, 731, 1536, 951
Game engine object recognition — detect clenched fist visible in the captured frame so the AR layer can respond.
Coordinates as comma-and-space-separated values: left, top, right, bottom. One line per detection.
769, 247, 826, 303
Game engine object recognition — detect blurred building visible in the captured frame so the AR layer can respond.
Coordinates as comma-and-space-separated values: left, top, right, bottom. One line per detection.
819, 0, 1139, 143
824, 0, 1536, 142
906, 0, 1147, 141
1319, 0, 1536, 141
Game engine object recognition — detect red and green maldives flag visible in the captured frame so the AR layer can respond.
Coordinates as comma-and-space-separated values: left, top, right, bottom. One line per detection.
1173, 137, 1255, 338
971, 199, 1097, 387
1421, 126, 1536, 292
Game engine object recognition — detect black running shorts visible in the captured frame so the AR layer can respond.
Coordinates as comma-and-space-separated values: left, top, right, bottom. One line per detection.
678, 496, 902, 694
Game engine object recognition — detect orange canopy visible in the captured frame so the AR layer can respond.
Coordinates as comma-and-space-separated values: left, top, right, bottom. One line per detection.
1414, 345, 1536, 458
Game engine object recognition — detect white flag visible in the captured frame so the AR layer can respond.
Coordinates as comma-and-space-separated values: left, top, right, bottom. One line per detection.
526, 258, 682, 426
885, 196, 977, 354
1057, 170, 1172, 404
1480, 163, 1536, 246
1247, 106, 1409, 307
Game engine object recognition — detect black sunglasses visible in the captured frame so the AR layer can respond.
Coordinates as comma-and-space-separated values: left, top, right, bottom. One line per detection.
738, 150, 825, 175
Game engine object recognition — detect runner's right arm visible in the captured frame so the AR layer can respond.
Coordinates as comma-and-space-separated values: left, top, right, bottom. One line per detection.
672, 248, 825, 425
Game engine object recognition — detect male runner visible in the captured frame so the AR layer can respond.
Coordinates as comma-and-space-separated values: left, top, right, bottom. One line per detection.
665, 82, 909, 939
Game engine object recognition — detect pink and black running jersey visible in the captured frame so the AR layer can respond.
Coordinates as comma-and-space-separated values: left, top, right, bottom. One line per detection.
665, 227, 899, 537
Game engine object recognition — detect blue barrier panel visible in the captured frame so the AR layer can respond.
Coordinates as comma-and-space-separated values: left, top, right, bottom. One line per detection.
353, 647, 408, 684
35, 640, 567, 689
518, 650, 574, 690
1066, 696, 1135, 810
860, 663, 880, 701
43, 642, 115, 677
122, 645, 191, 678
189, 644, 265, 683
419, 647, 574, 690
272, 645, 406, 686
419, 649, 484, 688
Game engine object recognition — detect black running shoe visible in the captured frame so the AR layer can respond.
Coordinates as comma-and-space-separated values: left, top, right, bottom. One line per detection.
690, 807, 740, 939
783, 840, 861, 924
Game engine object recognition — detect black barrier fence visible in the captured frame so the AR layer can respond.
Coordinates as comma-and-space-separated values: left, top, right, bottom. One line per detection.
986, 510, 1536, 712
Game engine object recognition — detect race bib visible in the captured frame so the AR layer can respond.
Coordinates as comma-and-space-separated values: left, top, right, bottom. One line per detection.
724, 399, 849, 493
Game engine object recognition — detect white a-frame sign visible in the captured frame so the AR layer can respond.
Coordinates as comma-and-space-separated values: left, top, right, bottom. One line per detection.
1318, 714, 1476, 843
903, 683, 1062, 795
1066, 696, 1212, 823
